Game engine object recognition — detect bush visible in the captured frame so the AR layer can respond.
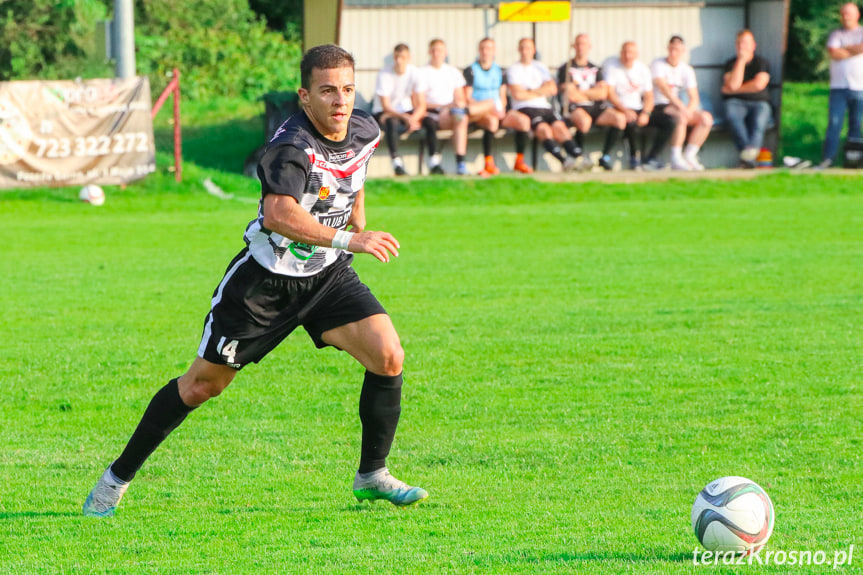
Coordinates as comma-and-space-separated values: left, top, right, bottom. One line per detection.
786, 0, 844, 82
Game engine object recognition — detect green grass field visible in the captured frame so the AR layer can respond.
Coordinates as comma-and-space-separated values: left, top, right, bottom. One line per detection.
2, 169, 862, 574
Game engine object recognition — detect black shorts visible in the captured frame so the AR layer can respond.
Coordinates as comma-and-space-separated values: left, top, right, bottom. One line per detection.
516, 107, 562, 129
568, 103, 605, 121
197, 249, 387, 369
649, 105, 677, 130
374, 111, 413, 127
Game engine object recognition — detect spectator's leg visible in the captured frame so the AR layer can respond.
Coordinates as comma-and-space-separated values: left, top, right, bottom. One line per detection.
723, 98, 750, 152
748, 101, 773, 153
421, 115, 439, 159
848, 90, 863, 141
623, 120, 641, 166
384, 117, 402, 158
823, 89, 849, 163
645, 111, 678, 162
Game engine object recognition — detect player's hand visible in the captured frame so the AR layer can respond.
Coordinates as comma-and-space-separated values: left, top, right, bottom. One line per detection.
637, 111, 650, 127
349, 231, 400, 263
623, 108, 638, 123
407, 116, 421, 132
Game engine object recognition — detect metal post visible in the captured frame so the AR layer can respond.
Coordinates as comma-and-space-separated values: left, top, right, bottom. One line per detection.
114, 0, 136, 78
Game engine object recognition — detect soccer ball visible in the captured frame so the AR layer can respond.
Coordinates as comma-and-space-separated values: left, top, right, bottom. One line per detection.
79, 184, 105, 206
691, 476, 774, 555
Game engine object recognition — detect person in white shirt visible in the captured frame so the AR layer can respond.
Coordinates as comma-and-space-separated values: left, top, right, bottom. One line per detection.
821, 2, 863, 167
418, 39, 469, 175
373, 44, 427, 175
604, 41, 677, 170
504, 37, 583, 173
651, 35, 714, 171
558, 33, 627, 171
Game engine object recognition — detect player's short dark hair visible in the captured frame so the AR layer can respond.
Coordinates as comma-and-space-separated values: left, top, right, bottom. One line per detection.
394, 43, 410, 54
300, 44, 355, 90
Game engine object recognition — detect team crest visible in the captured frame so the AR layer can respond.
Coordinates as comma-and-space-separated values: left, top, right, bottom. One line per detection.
318, 186, 331, 200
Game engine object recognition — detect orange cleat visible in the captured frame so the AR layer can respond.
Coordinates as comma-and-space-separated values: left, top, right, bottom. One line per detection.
513, 160, 533, 174
479, 156, 500, 177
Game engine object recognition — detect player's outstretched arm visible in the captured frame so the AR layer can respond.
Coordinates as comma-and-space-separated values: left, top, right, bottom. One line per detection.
263, 194, 400, 262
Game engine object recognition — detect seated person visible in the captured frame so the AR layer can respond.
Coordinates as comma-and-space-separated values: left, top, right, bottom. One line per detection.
603, 41, 677, 170
721, 29, 772, 168
464, 37, 507, 177
419, 38, 469, 175
504, 37, 582, 173
372, 43, 427, 175
558, 33, 626, 171
651, 35, 714, 171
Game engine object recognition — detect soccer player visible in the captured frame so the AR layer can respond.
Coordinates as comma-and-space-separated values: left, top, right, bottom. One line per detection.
721, 30, 772, 168
82, 45, 428, 517
372, 43, 427, 175
651, 35, 714, 170
604, 41, 676, 170
505, 37, 581, 172
419, 38, 469, 175
557, 33, 626, 171
464, 37, 507, 177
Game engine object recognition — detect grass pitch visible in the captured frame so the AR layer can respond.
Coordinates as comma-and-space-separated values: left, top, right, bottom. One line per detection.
1, 171, 862, 574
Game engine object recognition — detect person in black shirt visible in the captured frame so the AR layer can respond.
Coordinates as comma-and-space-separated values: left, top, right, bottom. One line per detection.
721, 30, 772, 168
82, 45, 429, 518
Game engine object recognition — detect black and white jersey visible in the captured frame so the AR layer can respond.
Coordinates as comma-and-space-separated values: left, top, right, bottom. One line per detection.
247, 109, 380, 277
557, 59, 604, 106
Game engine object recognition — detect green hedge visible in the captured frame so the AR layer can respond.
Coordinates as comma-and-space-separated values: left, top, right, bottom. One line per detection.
0, 0, 301, 100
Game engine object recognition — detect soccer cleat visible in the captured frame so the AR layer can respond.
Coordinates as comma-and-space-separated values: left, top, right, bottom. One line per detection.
479, 157, 500, 177
430, 164, 445, 175
685, 155, 705, 171
392, 157, 407, 176
83, 465, 130, 518
671, 158, 692, 171
598, 154, 614, 171
513, 159, 533, 174
456, 161, 468, 176
629, 157, 642, 171
353, 468, 429, 506
642, 158, 665, 171
562, 156, 577, 172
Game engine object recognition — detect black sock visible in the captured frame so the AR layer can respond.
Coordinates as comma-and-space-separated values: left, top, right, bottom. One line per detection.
111, 379, 196, 482
482, 129, 494, 157
603, 128, 622, 155
515, 130, 529, 155
358, 371, 402, 474
456, 154, 465, 164
384, 117, 400, 158
563, 139, 581, 158
624, 122, 640, 161
575, 131, 585, 151
421, 117, 438, 156
542, 139, 566, 162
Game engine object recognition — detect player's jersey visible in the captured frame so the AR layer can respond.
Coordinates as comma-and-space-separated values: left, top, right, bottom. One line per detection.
650, 58, 697, 106
246, 109, 380, 277
464, 61, 504, 109
506, 60, 553, 111
557, 59, 604, 106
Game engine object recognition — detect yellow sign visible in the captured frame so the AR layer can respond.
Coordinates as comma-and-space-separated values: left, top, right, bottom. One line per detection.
498, 1, 571, 22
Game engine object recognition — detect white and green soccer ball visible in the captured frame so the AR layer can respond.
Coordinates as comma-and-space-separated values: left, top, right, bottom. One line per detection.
692, 476, 775, 555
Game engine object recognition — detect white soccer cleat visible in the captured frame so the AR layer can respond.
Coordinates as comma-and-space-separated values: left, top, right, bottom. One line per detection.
685, 155, 705, 171
83, 465, 130, 518
353, 468, 428, 506
671, 158, 693, 171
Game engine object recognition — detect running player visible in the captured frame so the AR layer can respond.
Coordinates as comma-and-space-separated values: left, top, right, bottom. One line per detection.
557, 33, 626, 171
464, 37, 507, 176
651, 35, 713, 170
505, 37, 581, 172
83, 44, 428, 517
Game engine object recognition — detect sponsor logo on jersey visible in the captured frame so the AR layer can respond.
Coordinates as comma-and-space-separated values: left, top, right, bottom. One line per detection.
328, 150, 355, 162
318, 210, 350, 229
319, 186, 331, 200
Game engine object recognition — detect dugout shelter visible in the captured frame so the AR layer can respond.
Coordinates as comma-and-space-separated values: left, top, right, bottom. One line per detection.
304, 0, 789, 176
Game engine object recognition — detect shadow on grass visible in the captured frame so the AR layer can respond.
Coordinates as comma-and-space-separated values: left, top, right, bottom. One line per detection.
473, 549, 694, 565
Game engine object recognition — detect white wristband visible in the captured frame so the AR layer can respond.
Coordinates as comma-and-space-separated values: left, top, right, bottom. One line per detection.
332, 230, 354, 250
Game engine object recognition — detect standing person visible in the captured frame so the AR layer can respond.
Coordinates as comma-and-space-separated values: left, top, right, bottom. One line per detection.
721, 30, 772, 168
464, 37, 508, 177
651, 35, 714, 171
419, 38, 469, 175
820, 2, 863, 168
372, 43, 427, 176
604, 41, 676, 170
558, 33, 626, 171
505, 37, 581, 173
82, 45, 428, 518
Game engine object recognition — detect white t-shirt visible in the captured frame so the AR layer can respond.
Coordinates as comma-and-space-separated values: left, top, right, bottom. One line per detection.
650, 58, 698, 106
506, 60, 553, 110
827, 27, 863, 90
372, 64, 425, 115
603, 58, 652, 111
419, 63, 466, 108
